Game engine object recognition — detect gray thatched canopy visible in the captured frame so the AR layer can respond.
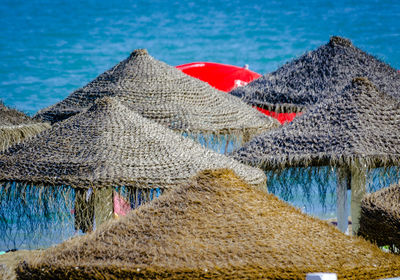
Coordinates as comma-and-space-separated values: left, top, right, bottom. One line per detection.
16, 169, 400, 280
0, 101, 50, 152
0, 97, 266, 189
34, 49, 278, 140
359, 182, 400, 251
233, 77, 400, 170
233, 77, 400, 235
230, 36, 400, 113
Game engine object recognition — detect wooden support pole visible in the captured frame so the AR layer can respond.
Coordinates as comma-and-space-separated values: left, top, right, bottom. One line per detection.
94, 187, 114, 228
336, 167, 350, 233
350, 159, 367, 235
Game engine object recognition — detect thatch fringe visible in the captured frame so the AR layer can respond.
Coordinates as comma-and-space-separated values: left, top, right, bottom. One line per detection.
0, 182, 163, 251
265, 166, 400, 218
0, 123, 51, 152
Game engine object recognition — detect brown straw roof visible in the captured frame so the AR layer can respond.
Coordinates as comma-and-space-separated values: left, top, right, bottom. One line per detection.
16, 169, 400, 280
0, 97, 266, 188
34, 49, 278, 136
232, 77, 400, 170
0, 101, 50, 152
230, 36, 400, 113
359, 183, 400, 251
0, 101, 36, 126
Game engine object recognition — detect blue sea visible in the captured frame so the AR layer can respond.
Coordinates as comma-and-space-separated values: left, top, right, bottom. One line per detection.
1, 0, 400, 114
0, 0, 400, 250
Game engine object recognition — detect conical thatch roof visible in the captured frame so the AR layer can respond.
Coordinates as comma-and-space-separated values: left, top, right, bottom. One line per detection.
233, 77, 400, 170
0, 101, 50, 152
34, 49, 278, 138
0, 101, 35, 126
359, 183, 400, 251
0, 97, 265, 188
230, 36, 400, 113
16, 169, 400, 280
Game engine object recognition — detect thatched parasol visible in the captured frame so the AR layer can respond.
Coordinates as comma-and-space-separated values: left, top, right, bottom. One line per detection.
34, 49, 279, 152
16, 169, 400, 280
359, 183, 400, 252
0, 101, 50, 152
230, 36, 400, 114
0, 97, 266, 250
233, 77, 400, 234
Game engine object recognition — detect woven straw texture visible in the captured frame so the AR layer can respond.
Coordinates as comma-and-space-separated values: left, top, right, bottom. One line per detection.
230, 36, 400, 113
233, 77, 400, 170
0, 97, 266, 189
16, 169, 400, 280
0, 101, 35, 126
359, 183, 400, 251
0, 101, 50, 152
34, 49, 278, 138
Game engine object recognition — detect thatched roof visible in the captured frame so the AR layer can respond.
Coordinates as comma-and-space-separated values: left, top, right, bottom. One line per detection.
230, 36, 400, 113
0, 101, 50, 152
232, 77, 400, 170
16, 169, 400, 280
359, 182, 400, 251
0, 101, 35, 126
34, 49, 278, 137
0, 97, 266, 189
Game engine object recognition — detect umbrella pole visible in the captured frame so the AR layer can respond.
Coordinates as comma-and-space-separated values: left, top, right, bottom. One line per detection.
224, 135, 230, 155
94, 187, 114, 228
336, 167, 350, 233
350, 159, 367, 235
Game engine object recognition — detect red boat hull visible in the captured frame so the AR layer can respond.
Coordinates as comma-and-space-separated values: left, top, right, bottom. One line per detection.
176, 62, 298, 124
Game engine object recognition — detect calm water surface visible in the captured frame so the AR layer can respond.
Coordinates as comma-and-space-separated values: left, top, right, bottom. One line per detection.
1, 0, 399, 114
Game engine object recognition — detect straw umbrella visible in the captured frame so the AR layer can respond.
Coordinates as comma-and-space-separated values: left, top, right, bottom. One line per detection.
0, 97, 266, 250
233, 77, 400, 234
0, 101, 50, 152
34, 49, 279, 153
16, 169, 400, 280
359, 183, 400, 252
230, 36, 400, 115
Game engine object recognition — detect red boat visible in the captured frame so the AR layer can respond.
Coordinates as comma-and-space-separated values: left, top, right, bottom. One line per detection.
176, 62, 298, 124
176, 62, 261, 92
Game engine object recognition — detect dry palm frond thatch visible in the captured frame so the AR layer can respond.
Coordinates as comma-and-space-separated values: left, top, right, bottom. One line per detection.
2, 97, 265, 189
230, 36, 400, 113
359, 183, 400, 252
233, 77, 400, 234
0, 101, 50, 152
233, 77, 400, 170
0, 97, 266, 250
16, 169, 400, 280
34, 49, 278, 149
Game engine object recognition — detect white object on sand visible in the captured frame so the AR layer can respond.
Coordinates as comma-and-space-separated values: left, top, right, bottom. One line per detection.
306, 273, 337, 280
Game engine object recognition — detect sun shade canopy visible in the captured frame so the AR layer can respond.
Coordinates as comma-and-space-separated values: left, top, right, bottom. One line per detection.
233, 78, 400, 170
34, 49, 278, 137
16, 169, 400, 280
230, 36, 400, 113
0, 97, 266, 189
359, 182, 400, 251
0, 101, 50, 152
